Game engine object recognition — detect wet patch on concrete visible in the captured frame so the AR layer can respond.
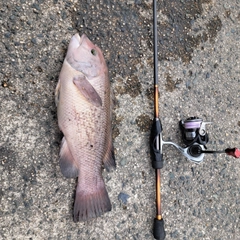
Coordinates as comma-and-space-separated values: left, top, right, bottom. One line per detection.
71, 0, 222, 100
144, 0, 221, 63
114, 75, 142, 98
153, 0, 205, 62
125, 76, 142, 98
205, 16, 222, 43
114, 77, 126, 96
145, 87, 155, 102
165, 74, 182, 92
136, 114, 152, 132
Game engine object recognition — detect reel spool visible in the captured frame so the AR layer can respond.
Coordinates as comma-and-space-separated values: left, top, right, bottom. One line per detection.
179, 117, 210, 147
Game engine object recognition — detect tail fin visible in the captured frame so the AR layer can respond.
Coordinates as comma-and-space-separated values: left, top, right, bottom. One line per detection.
73, 178, 111, 222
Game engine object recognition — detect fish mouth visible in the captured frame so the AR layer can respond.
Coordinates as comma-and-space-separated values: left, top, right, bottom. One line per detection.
74, 33, 87, 47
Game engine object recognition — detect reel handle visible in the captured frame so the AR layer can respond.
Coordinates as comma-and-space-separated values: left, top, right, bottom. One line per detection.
153, 218, 166, 240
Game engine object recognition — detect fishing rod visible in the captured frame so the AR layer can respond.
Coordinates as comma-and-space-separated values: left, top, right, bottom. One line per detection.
150, 1, 239, 239
150, 0, 165, 239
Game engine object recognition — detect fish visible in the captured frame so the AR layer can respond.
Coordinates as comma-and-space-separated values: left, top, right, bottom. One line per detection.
55, 33, 115, 222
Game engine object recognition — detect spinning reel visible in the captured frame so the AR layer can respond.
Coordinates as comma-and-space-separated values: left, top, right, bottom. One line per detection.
160, 117, 239, 164
179, 117, 210, 162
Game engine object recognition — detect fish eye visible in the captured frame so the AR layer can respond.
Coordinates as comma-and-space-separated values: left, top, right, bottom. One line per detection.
91, 49, 97, 56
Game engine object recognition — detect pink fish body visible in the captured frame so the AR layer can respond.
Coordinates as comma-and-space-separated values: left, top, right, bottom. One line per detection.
55, 33, 115, 221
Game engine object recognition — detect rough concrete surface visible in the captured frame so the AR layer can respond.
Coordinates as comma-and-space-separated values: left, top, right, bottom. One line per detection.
0, 0, 239, 239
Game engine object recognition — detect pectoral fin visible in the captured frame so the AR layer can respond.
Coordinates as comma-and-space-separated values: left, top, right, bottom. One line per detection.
59, 137, 79, 178
73, 76, 102, 107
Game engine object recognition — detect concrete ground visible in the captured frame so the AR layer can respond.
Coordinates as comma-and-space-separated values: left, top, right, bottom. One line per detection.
0, 0, 239, 239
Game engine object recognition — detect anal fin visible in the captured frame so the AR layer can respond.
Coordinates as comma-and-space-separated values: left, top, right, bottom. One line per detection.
59, 137, 79, 178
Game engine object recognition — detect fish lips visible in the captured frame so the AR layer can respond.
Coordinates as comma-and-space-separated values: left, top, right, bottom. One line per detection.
69, 33, 85, 49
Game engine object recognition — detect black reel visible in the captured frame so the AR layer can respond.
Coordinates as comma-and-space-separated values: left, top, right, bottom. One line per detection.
179, 117, 209, 147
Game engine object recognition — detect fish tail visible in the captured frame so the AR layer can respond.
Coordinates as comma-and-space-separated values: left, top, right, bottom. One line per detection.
73, 178, 111, 222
